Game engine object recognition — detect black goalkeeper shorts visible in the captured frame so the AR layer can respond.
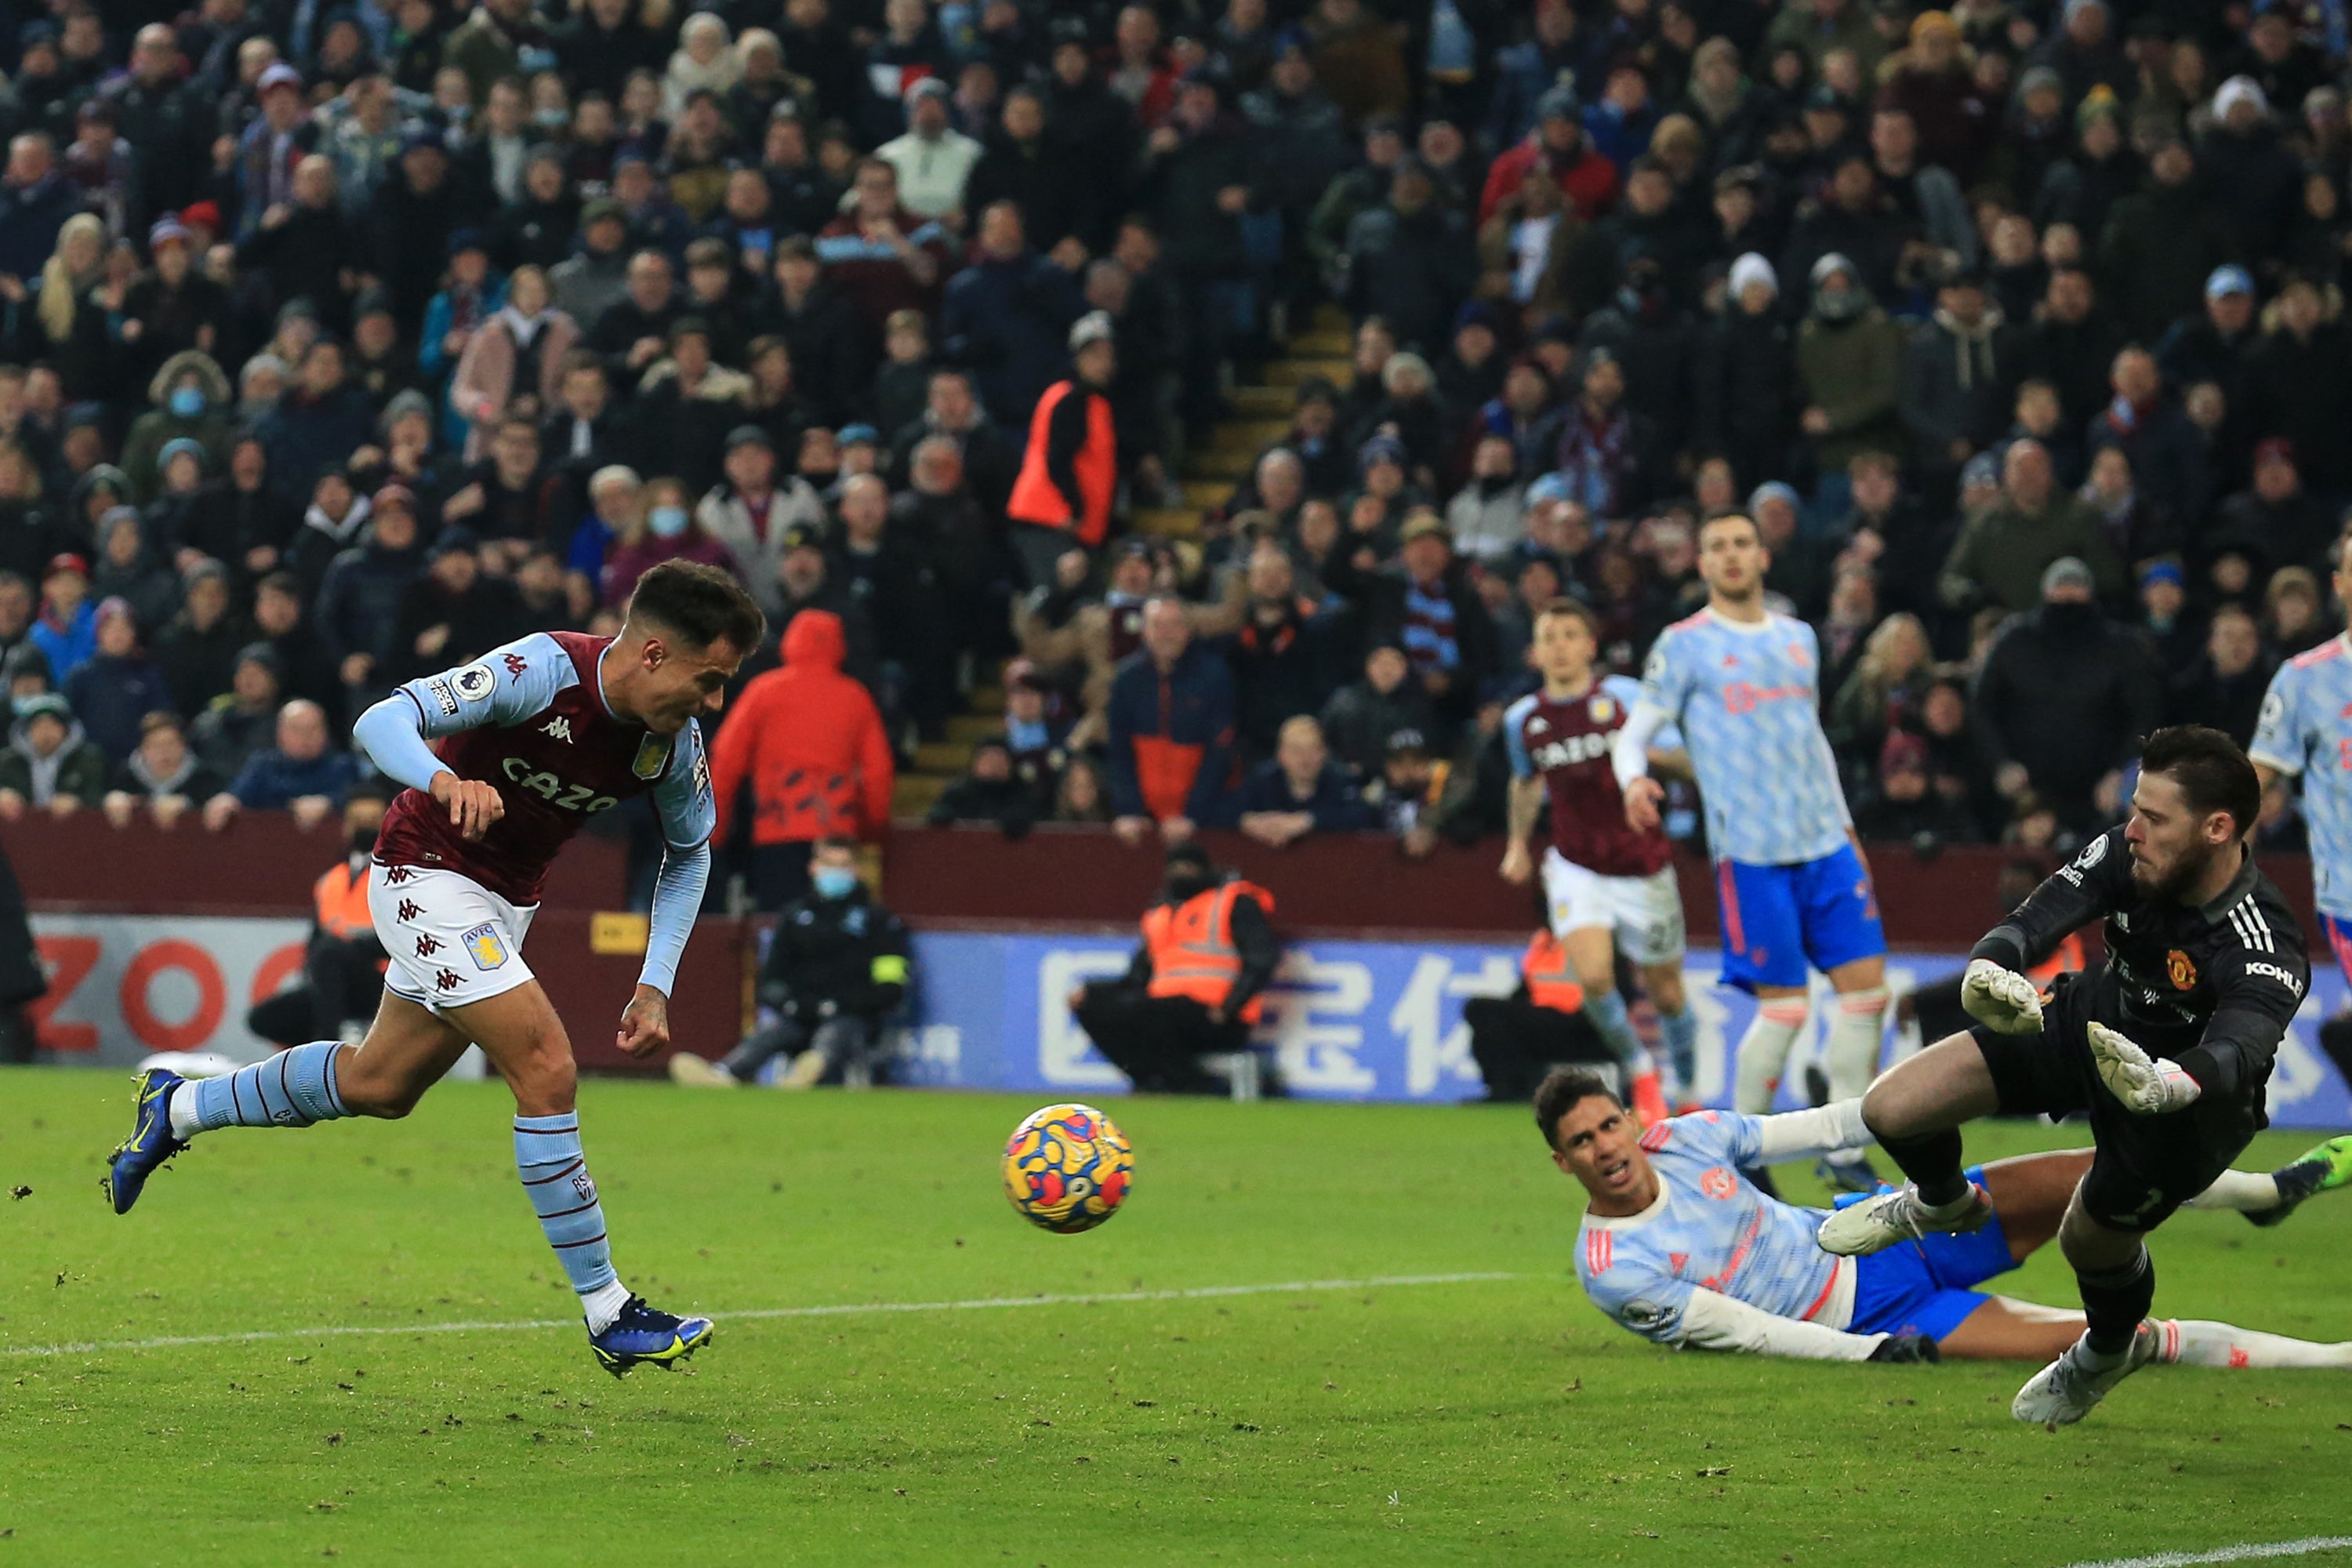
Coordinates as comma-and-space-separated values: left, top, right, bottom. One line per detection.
1969, 975, 2261, 1233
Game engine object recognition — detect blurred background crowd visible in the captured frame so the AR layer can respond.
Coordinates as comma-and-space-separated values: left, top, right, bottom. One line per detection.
0, 0, 2343, 906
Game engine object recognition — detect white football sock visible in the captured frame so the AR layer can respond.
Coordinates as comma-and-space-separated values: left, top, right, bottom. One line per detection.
2156, 1319, 2352, 1369
2181, 1169, 2279, 1214
168, 1084, 203, 1141
1733, 1000, 1809, 1115
1824, 988, 1889, 1102
582, 1277, 633, 1334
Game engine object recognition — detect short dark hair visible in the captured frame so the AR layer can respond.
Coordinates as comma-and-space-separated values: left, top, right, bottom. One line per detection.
1697, 510, 1760, 546
1534, 1067, 1621, 1152
2140, 724, 2260, 841
1534, 596, 1596, 636
625, 559, 765, 653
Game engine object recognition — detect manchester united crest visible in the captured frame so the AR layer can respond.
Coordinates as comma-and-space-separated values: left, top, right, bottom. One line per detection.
2166, 949, 2198, 990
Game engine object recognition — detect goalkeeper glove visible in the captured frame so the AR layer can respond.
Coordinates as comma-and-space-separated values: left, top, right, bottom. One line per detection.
1960, 958, 2045, 1035
2086, 1022, 2201, 1115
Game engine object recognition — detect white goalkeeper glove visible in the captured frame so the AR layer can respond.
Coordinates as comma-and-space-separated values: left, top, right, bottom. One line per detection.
1959, 958, 2044, 1035
2086, 1022, 2201, 1116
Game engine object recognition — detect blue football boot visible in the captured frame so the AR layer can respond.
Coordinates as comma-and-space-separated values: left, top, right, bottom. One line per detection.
588, 1296, 714, 1377
104, 1069, 188, 1215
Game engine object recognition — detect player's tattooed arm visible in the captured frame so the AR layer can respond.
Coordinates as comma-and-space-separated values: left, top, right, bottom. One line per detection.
1499, 776, 1544, 883
615, 984, 670, 1058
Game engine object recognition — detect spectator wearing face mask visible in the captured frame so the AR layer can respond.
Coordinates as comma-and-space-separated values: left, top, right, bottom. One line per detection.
598, 476, 736, 608
671, 835, 913, 1090
120, 350, 233, 506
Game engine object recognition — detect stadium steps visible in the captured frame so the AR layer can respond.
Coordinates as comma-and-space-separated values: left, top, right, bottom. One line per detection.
891, 311, 1350, 815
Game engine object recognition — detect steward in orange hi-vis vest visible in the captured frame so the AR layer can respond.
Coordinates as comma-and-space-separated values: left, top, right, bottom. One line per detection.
1521, 930, 1588, 1014
1142, 880, 1277, 1024
1070, 845, 1283, 1095
248, 789, 394, 1051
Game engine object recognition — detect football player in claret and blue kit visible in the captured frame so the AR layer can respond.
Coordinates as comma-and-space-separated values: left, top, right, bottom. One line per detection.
105, 561, 765, 1376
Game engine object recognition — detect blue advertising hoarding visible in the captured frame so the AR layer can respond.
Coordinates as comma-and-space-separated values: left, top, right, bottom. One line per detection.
891, 931, 2352, 1129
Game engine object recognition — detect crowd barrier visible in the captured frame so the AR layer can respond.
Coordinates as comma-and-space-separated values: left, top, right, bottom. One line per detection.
11, 818, 2345, 1125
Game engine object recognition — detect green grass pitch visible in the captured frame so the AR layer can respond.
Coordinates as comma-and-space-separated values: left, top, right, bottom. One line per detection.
3, 1068, 2351, 1566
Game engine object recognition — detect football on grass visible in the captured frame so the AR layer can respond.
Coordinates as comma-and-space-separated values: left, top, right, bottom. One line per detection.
1002, 1103, 1133, 1233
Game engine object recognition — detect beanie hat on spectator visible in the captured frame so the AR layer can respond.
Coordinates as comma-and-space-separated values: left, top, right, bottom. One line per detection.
781, 522, 825, 554
402, 125, 448, 157
1960, 452, 2000, 492
1535, 85, 1580, 125
156, 437, 207, 477
1728, 252, 1777, 299
2141, 560, 2186, 591
180, 557, 229, 593
1526, 473, 1574, 506
2018, 65, 2064, 101
44, 553, 87, 583
1748, 481, 1802, 517
2214, 75, 2270, 122
18, 20, 56, 50
904, 77, 951, 108
94, 596, 136, 637
372, 483, 417, 515
431, 527, 480, 561
1358, 434, 1407, 473
3, 644, 50, 688
725, 425, 772, 454
447, 228, 487, 260
14, 691, 69, 725
147, 219, 190, 252
1385, 728, 1429, 757
837, 423, 880, 448
181, 201, 220, 236
1069, 311, 1116, 353
258, 63, 303, 96
581, 197, 624, 228
381, 388, 434, 430
2039, 557, 2095, 597
2206, 265, 2254, 300
234, 642, 282, 679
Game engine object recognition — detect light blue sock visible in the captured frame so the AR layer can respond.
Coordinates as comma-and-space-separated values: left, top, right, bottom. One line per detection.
185, 1042, 349, 1132
1582, 989, 1644, 1073
1657, 1007, 1700, 1094
515, 1113, 623, 1316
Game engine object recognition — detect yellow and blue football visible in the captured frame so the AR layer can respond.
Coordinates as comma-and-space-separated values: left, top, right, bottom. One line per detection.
1002, 1102, 1133, 1233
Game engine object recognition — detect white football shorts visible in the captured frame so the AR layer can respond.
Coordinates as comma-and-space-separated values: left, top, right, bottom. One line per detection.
368, 862, 541, 1012
1541, 848, 1686, 967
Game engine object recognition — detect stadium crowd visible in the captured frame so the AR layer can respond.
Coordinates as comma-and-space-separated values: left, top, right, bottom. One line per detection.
0, 0, 2343, 904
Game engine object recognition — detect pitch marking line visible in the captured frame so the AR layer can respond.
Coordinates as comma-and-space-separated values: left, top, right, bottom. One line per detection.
2059, 1538, 2352, 1568
0, 1271, 1523, 1359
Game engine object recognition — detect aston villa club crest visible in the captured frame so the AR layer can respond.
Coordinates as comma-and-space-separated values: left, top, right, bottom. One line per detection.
2167, 949, 2198, 991
632, 733, 670, 779
463, 922, 510, 971
1589, 694, 1615, 724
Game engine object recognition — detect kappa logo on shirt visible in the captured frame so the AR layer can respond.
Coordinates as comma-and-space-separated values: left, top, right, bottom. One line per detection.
504, 652, 529, 682
540, 716, 575, 743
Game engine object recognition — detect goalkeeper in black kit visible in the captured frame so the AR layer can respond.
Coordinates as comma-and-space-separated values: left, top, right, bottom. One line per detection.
1817, 727, 2349, 1427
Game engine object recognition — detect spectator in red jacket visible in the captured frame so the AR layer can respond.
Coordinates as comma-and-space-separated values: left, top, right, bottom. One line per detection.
1479, 87, 1619, 226
709, 608, 895, 910
1105, 594, 1237, 846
